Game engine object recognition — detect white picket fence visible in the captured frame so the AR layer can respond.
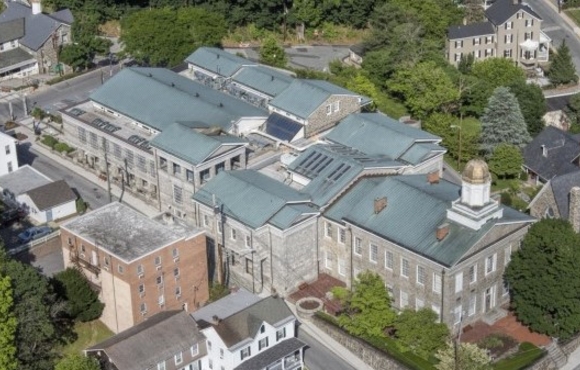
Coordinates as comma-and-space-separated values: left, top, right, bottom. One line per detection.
7, 229, 61, 255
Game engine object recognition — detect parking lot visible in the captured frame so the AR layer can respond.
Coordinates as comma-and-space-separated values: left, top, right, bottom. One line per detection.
0, 217, 38, 250
13, 235, 64, 277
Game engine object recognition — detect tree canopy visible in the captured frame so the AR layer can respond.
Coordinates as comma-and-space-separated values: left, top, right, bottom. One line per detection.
337, 271, 396, 338
0, 274, 17, 370
394, 308, 449, 359
120, 7, 227, 67
435, 341, 492, 370
505, 219, 580, 339
259, 36, 288, 68
489, 144, 523, 180
508, 81, 546, 137
480, 87, 531, 157
52, 268, 104, 322
55, 354, 100, 370
549, 39, 578, 86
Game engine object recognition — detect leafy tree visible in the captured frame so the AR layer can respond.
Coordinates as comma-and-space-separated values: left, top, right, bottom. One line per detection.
508, 81, 546, 137
361, 48, 398, 86
505, 219, 580, 339
52, 268, 104, 322
549, 39, 578, 86
394, 308, 449, 359
489, 144, 523, 180
337, 271, 396, 338
462, 0, 486, 24
480, 87, 531, 157
457, 53, 475, 74
0, 275, 17, 370
259, 36, 288, 68
435, 341, 492, 370
388, 61, 460, 119
55, 354, 100, 370
121, 7, 227, 67
0, 255, 72, 370
566, 92, 580, 128
345, 73, 378, 111
423, 113, 480, 166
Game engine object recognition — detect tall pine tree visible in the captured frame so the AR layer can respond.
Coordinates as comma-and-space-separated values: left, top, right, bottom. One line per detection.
549, 39, 578, 86
480, 87, 531, 157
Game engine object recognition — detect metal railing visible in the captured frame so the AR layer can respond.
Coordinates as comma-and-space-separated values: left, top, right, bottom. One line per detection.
7, 229, 61, 255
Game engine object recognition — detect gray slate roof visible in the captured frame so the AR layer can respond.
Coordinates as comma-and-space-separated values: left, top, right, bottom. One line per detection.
234, 337, 306, 370
448, 22, 495, 39
232, 65, 294, 98
326, 113, 444, 164
61, 202, 199, 262
185, 47, 256, 77
324, 175, 534, 267
90, 67, 267, 132
26, 179, 76, 211
523, 126, 580, 181
0, 1, 73, 51
87, 311, 205, 370
211, 296, 294, 348
0, 165, 51, 195
150, 122, 247, 165
485, 0, 542, 25
269, 79, 370, 120
193, 170, 312, 229
548, 170, 580, 220
0, 46, 35, 70
192, 288, 261, 323
0, 18, 24, 43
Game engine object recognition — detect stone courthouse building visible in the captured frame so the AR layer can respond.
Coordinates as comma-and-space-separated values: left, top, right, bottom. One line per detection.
320, 159, 535, 328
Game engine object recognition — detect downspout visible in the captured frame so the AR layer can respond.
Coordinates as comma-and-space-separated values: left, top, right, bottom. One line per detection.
251, 230, 255, 294
153, 149, 162, 211
269, 229, 274, 293
440, 268, 446, 324
348, 225, 354, 290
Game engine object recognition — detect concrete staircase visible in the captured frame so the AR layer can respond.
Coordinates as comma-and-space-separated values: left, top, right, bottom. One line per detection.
482, 307, 508, 325
546, 340, 568, 369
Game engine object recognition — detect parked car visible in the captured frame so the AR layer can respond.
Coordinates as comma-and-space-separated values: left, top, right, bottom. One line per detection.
17, 226, 52, 244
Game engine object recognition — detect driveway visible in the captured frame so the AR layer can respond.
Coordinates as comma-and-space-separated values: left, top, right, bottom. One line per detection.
13, 235, 64, 277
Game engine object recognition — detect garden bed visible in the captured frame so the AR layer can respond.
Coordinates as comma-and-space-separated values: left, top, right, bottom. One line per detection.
493, 342, 545, 370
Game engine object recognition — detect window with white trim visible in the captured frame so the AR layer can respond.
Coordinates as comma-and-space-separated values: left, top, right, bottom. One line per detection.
525, 19, 534, 27
505, 21, 513, 30
416, 298, 424, 310
485, 254, 497, 275
385, 251, 394, 270
154, 256, 161, 266
370, 244, 378, 263
455, 40, 463, 49
325, 222, 332, 238
505, 245, 512, 265
339, 228, 346, 244
231, 228, 237, 240
432, 304, 441, 320
354, 237, 362, 255
191, 343, 199, 356
401, 258, 409, 278
417, 266, 426, 286
433, 273, 442, 293
245, 235, 251, 248
175, 352, 183, 365
240, 346, 251, 360
400, 290, 409, 308
324, 251, 331, 269
218, 221, 223, 234
455, 272, 463, 293
473, 37, 480, 45
469, 264, 477, 284
326, 105, 332, 115
173, 184, 183, 204
259, 337, 269, 350
157, 361, 166, 370
219, 348, 224, 359
468, 294, 476, 316
276, 327, 286, 341
504, 49, 512, 58
203, 214, 209, 226
338, 258, 346, 276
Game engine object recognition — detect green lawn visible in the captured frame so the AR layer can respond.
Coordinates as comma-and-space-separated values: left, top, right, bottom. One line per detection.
493, 342, 545, 370
60, 320, 113, 357
566, 9, 580, 27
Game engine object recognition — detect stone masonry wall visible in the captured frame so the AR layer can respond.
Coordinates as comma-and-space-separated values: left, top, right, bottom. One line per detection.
310, 315, 407, 370
529, 185, 560, 220
305, 95, 361, 137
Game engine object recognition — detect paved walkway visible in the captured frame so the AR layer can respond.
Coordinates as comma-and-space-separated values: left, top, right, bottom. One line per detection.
15, 118, 160, 218
285, 301, 374, 370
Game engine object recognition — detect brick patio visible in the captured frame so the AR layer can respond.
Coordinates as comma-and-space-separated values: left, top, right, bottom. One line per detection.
461, 311, 551, 348
287, 273, 345, 315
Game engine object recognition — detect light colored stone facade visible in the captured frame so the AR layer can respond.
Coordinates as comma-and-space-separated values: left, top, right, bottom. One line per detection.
304, 95, 362, 138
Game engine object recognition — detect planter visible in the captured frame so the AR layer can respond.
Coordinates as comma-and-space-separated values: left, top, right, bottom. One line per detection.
296, 297, 323, 318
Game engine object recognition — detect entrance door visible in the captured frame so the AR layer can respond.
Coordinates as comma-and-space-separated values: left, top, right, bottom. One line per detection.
484, 285, 496, 312
46, 209, 53, 222
91, 250, 98, 266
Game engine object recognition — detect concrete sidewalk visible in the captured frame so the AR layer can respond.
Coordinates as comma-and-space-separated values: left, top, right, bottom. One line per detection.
561, 348, 580, 370
542, 0, 580, 38
285, 301, 375, 370
16, 118, 160, 218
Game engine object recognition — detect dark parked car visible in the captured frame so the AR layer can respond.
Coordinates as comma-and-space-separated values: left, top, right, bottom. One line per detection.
17, 226, 52, 244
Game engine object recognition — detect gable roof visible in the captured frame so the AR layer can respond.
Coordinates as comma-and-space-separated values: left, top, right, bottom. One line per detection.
0, 165, 51, 195
234, 337, 306, 370
485, 0, 542, 26
448, 21, 495, 39
192, 288, 261, 323
89, 68, 267, 132
523, 126, 580, 181
185, 47, 256, 77
210, 296, 294, 348
0, 1, 73, 51
25, 179, 76, 211
232, 66, 294, 98
192, 170, 311, 229
326, 113, 444, 164
269, 79, 369, 120
0, 46, 35, 71
324, 175, 534, 267
150, 122, 247, 165
549, 170, 580, 220
0, 18, 24, 43
87, 311, 204, 370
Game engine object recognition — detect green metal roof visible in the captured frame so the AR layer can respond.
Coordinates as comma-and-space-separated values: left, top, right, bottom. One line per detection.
326, 113, 444, 162
324, 175, 534, 267
193, 170, 311, 229
185, 47, 256, 77
89, 68, 267, 132
232, 66, 294, 97
269, 79, 368, 120
399, 143, 446, 165
268, 203, 319, 229
150, 122, 246, 165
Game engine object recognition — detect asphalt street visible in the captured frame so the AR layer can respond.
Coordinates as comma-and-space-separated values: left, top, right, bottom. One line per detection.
17, 143, 112, 211
0, 64, 120, 123
530, 0, 580, 71
298, 330, 357, 370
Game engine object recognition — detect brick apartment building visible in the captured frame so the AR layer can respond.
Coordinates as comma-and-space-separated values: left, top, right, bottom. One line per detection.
61, 202, 209, 333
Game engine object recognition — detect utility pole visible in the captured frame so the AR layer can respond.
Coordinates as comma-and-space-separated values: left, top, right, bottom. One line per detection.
102, 137, 112, 203
212, 195, 223, 285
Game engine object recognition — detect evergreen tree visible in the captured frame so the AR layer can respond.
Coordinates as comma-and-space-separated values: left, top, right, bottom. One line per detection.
0, 275, 17, 370
52, 268, 104, 322
480, 87, 531, 157
549, 39, 578, 86
508, 81, 546, 137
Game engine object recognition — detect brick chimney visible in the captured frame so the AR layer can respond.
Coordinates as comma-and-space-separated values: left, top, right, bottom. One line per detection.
374, 197, 387, 214
569, 187, 580, 233
436, 223, 450, 241
211, 315, 221, 325
427, 171, 440, 185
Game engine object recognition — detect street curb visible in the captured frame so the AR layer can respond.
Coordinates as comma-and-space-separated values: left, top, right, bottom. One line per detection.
542, 0, 580, 40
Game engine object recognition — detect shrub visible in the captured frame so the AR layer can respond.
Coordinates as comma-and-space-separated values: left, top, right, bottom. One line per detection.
54, 142, 73, 153
76, 198, 88, 214
500, 192, 512, 206
209, 283, 229, 302
50, 113, 63, 124
41, 135, 58, 148
52, 268, 104, 322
